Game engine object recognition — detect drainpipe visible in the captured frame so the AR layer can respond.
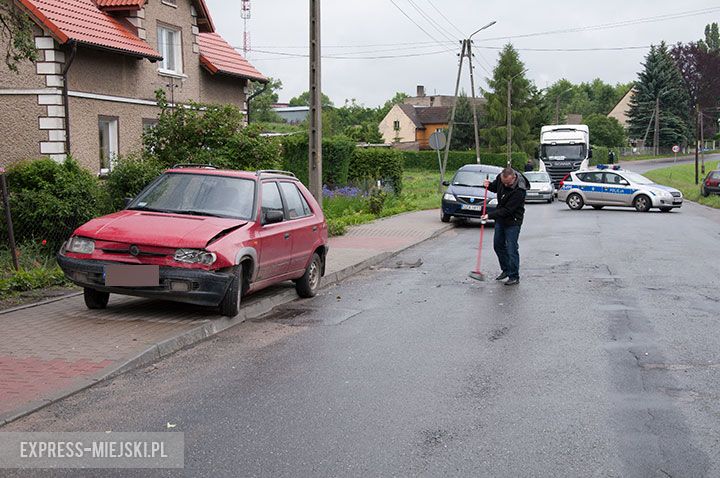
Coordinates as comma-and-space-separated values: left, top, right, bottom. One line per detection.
62, 41, 78, 156
245, 81, 268, 125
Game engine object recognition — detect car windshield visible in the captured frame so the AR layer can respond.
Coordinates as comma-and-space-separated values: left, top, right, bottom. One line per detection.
622, 172, 655, 185
128, 173, 256, 220
525, 172, 550, 182
542, 144, 585, 160
452, 170, 498, 187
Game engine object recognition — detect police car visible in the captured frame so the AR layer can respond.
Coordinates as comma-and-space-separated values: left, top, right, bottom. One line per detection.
557, 165, 683, 212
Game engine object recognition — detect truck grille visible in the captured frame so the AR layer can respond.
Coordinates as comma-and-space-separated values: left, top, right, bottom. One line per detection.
545, 162, 582, 186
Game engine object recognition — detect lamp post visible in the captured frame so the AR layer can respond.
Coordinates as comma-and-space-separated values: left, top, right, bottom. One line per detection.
506, 69, 528, 167
467, 21, 496, 164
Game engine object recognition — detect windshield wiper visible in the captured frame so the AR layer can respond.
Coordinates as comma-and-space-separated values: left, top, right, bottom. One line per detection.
128, 206, 174, 213
173, 210, 228, 218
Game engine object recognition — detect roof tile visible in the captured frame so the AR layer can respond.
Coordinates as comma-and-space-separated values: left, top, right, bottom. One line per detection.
198, 33, 267, 82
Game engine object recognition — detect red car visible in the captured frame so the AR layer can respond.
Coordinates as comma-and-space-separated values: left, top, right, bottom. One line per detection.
57, 167, 329, 316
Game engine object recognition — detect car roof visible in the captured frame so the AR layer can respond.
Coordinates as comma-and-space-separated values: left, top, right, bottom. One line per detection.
163, 168, 298, 181
457, 164, 503, 173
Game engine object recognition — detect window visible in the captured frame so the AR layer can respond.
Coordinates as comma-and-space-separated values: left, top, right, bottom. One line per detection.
261, 182, 284, 221
393, 120, 400, 131
604, 173, 625, 185
98, 116, 118, 172
577, 172, 603, 184
142, 118, 158, 132
157, 25, 182, 74
279, 182, 312, 219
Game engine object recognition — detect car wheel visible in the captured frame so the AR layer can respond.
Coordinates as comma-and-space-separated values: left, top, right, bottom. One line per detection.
547, 198, 552, 203
592, 205, 604, 210
441, 212, 451, 223
660, 207, 672, 212
84, 288, 109, 310
566, 193, 584, 210
633, 194, 651, 212
219, 264, 243, 317
701, 187, 709, 197
296, 253, 322, 298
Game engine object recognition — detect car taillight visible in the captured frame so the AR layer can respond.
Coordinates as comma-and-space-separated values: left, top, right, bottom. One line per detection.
559, 174, 570, 188
708, 179, 719, 187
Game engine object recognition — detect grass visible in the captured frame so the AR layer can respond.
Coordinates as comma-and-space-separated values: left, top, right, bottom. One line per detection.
644, 161, 720, 209
324, 169, 441, 236
0, 243, 69, 298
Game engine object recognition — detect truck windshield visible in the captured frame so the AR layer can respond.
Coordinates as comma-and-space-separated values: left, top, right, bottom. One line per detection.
542, 144, 585, 160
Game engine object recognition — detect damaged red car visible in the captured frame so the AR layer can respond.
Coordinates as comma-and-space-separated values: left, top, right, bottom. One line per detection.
57, 167, 329, 316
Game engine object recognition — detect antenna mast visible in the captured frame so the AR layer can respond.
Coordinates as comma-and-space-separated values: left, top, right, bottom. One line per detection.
241, 0, 251, 55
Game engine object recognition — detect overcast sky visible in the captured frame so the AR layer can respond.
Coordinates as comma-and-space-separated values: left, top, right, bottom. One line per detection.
204, 1, 718, 107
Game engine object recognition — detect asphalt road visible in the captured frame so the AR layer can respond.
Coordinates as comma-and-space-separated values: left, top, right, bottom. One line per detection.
5, 192, 720, 477
620, 153, 720, 175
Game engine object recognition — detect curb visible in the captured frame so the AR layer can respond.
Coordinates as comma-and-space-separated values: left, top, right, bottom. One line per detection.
0, 222, 454, 426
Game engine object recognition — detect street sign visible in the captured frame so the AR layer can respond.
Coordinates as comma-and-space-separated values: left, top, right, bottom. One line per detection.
429, 131, 447, 151
672, 145, 680, 153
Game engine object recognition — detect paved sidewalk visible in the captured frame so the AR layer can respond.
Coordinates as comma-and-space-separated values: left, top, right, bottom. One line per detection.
0, 209, 451, 425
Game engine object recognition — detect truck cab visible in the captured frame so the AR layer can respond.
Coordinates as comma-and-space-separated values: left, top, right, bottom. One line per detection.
537, 125, 591, 187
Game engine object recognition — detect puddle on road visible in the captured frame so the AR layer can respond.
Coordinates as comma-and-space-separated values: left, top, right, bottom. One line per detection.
252, 305, 363, 327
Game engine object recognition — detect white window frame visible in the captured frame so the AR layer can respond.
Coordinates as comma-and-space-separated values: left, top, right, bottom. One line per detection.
99, 116, 119, 174
157, 25, 183, 75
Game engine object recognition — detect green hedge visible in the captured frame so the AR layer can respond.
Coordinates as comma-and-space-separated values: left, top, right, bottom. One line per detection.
350, 148, 404, 193
104, 155, 165, 211
589, 145, 611, 166
282, 134, 355, 187
402, 151, 528, 172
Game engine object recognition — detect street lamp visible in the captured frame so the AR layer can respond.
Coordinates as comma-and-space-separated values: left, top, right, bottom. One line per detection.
506, 68, 528, 167
467, 21, 497, 165
555, 87, 573, 125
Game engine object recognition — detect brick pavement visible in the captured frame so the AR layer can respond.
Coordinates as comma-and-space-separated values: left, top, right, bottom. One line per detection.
0, 209, 451, 425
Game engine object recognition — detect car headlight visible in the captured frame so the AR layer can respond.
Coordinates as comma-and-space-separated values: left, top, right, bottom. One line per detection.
174, 249, 217, 265
488, 199, 498, 206
443, 193, 456, 201
541, 186, 552, 192
66, 236, 95, 254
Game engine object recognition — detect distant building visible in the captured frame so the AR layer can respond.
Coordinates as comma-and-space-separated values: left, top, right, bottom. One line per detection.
608, 88, 636, 129
404, 85, 486, 109
271, 104, 310, 124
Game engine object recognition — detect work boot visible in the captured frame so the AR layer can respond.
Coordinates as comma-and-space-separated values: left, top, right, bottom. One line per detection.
504, 278, 519, 286
495, 272, 508, 281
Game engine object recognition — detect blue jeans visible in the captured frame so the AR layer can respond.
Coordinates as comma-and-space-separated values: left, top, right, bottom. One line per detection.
493, 222, 521, 280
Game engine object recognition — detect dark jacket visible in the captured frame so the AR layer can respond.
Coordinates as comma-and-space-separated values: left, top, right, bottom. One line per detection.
486, 171, 528, 226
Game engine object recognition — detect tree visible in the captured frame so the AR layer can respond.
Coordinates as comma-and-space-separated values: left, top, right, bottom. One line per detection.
543, 78, 634, 122
288, 90, 334, 108
627, 43, 691, 148
0, 0, 37, 72
584, 114, 626, 147
376, 91, 409, 121
248, 77, 283, 123
701, 22, 720, 52
481, 43, 538, 154
450, 91, 474, 150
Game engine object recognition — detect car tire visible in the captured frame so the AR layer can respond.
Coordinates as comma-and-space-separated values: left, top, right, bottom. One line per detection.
592, 205, 604, 210
660, 207, 672, 212
566, 193, 584, 210
219, 264, 243, 317
296, 253, 322, 298
546, 198, 552, 203
441, 212, 451, 223
84, 288, 109, 310
633, 194, 651, 212
701, 187, 709, 197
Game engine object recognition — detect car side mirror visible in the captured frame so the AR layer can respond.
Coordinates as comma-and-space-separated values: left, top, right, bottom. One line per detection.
442, 181, 450, 187
263, 209, 284, 225
123, 197, 133, 208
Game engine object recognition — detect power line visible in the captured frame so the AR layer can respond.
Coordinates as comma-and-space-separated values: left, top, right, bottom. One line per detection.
250, 48, 455, 60
403, 0, 458, 43
387, 0, 445, 46
424, 0, 465, 37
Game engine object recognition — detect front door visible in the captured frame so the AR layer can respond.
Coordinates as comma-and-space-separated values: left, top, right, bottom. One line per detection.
602, 172, 633, 205
256, 181, 293, 281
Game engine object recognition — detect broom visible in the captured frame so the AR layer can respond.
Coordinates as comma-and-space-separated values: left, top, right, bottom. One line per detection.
468, 176, 489, 281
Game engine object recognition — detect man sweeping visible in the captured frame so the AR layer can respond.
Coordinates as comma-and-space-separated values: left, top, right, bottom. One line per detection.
481, 168, 528, 286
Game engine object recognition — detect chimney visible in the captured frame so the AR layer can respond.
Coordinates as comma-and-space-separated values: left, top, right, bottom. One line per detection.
416, 85, 425, 97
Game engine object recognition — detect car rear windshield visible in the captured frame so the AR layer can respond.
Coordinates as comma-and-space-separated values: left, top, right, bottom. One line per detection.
453, 170, 498, 187
710, 171, 720, 179
129, 173, 256, 220
524, 172, 550, 182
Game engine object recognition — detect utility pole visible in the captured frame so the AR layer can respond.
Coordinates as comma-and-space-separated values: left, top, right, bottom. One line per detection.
653, 97, 660, 157
441, 39, 467, 191
695, 103, 699, 185
308, 0, 322, 203
466, 40, 481, 165
506, 77, 512, 167
700, 106, 705, 174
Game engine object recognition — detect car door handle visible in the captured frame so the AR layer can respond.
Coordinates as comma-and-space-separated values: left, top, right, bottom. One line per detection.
284, 233, 291, 239
312, 226, 318, 232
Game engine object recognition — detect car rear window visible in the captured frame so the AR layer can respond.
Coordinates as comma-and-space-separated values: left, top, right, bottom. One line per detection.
710, 172, 720, 179
577, 172, 603, 183
279, 182, 312, 219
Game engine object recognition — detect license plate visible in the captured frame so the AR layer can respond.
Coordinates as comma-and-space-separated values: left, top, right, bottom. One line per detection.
673, 199, 682, 204
461, 205, 484, 211
104, 264, 160, 287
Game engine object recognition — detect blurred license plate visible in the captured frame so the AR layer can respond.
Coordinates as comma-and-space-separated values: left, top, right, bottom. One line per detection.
673, 199, 682, 204
461, 205, 484, 211
104, 264, 159, 287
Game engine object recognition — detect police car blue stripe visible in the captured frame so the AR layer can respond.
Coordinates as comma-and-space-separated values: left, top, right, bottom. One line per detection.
562, 185, 638, 195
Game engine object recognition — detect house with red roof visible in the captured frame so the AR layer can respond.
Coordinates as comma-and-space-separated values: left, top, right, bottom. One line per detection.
0, 0, 267, 172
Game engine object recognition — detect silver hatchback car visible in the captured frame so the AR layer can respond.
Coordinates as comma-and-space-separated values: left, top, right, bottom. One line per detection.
557, 166, 683, 212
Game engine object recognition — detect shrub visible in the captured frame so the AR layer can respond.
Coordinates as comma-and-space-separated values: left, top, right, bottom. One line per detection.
366, 188, 387, 215
282, 134, 355, 187
0, 266, 66, 294
401, 151, 528, 172
5, 158, 103, 251
589, 146, 610, 166
103, 154, 165, 211
350, 147, 404, 193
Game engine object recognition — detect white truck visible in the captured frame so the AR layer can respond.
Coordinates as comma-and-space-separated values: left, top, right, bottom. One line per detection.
537, 124, 591, 187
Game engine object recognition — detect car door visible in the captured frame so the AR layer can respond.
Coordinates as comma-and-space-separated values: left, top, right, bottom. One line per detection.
602, 172, 633, 205
255, 181, 293, 281
278, 181, 318, 274
577, 172, 604, 204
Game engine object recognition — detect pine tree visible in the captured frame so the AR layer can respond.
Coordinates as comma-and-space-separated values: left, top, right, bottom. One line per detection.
481, 44, 537, 154
627, 43, 691, 148
450, 91, 474, 150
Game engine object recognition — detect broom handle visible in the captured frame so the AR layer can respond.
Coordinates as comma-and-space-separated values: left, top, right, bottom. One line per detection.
474, 178, 489, 273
